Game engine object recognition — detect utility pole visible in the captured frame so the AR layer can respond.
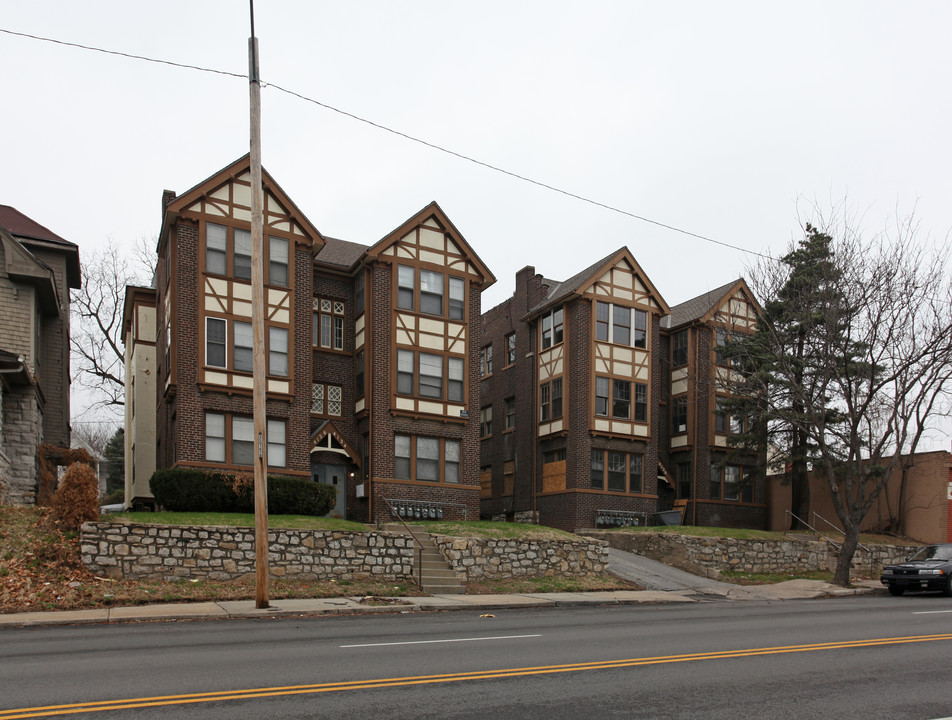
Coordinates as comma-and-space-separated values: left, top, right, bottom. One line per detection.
248, 0, 269, 609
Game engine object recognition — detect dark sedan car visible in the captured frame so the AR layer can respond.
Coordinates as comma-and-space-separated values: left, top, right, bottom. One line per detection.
881, 544, 952, 596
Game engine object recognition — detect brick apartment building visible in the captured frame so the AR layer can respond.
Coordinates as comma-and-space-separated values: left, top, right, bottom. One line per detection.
125, 156, 495, 523
0, 206, 80, 504
479, 257, 765, 532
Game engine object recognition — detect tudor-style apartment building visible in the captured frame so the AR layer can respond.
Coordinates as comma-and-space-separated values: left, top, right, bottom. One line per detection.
124, 156, 495, 523
480, 255, 765, 532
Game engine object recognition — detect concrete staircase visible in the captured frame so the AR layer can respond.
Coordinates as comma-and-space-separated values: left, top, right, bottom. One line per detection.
382, 524, 464, 595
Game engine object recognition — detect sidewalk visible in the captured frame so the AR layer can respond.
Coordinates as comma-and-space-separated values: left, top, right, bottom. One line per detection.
0, 580, 884, 628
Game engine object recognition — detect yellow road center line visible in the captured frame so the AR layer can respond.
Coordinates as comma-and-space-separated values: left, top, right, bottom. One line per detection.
2, 633, 950, 718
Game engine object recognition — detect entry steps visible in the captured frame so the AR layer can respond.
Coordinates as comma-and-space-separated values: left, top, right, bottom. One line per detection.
381, 524, 464, 595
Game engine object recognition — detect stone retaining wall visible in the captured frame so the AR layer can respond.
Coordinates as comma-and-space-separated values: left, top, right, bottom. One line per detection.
432, 536, 609, 581
597, 531, 919, 578
80, 522, 416, 582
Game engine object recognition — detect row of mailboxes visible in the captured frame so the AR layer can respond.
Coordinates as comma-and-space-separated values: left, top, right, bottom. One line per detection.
596, 511, 640, 527
393, 503, 444, 521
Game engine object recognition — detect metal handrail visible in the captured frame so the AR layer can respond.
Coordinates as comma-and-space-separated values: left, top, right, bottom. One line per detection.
785, 510, 841, 551
812, 511, 870, 553
379, 497, 425, 589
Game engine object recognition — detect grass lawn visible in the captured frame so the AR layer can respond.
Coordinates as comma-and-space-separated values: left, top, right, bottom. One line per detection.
107, 511, 367, 532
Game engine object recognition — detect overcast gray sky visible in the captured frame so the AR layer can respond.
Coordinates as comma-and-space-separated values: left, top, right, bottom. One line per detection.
2, 2, 950, 440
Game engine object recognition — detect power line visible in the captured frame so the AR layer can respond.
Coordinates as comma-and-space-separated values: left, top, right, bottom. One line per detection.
0, 26, 772, 260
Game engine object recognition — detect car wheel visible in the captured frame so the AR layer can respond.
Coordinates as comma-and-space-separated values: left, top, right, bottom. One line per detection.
944, 576, 952, 598
888, 584, 905, 596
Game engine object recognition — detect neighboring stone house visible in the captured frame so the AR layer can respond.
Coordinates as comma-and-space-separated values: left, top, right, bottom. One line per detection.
480, 258, 766, 533
124, 156, 495, 523
0, 206, 80, 504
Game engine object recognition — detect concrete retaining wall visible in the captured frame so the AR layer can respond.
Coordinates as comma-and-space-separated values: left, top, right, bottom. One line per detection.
597, 531, 919, 578
432, 535, 609, 581
80, 522, 416, 582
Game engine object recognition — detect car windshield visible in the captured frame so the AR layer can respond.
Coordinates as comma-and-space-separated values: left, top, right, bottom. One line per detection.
908, 545, 952, 562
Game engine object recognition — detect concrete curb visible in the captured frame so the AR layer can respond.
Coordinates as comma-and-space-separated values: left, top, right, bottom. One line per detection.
0, 583, 886, 628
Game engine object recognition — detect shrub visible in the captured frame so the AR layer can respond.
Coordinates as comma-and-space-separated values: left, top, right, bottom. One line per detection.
149, 469, 336, 517
51, 462, 100, 530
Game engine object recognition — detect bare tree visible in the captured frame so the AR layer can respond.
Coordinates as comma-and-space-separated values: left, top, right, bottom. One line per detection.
728, 210, 952, 585
70, 237, 155, 409
71, 421, 116, 457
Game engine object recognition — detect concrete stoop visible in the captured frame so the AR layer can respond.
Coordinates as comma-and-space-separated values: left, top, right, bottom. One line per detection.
381, 524, 464, 595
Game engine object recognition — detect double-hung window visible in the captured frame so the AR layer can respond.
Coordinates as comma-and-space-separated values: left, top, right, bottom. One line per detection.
232, 416, 254, 465
397, 265, 415, 310
673, 396, 688, 433
447, 358, 464, 402
233, 321, 253, 372
206, 223, 227, 275
480, 406, 493, 437
448, 277, 465, 320
595, 377, 610, 416
634, 383, 648, 422
612, 379, 630, 419
206, 317, 226, 368
480, 345, 493, 378
596, 301, 648, 348
394, 435, 460, 483
418, 353, 443, 398
419, 271, 443, 315
205, 412, 225, 462
672, 330, 688, 366
416, 437, 440, 481
269, 237, 289, 287
540, 306, 564, 349
504, 396, 515, 430
267, 419, 287, 467
397, 350, 414, 395
313, 299, 345, 351
234, 228, 252, 280
505, 333, 516, 365
269, 327, 289, 377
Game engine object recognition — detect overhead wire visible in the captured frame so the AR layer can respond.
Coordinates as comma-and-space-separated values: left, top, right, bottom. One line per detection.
0, 26, 772, 259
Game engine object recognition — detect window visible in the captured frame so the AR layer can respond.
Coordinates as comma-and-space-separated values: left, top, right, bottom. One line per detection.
677, 462, 691, 499
355, 270, 365, 316
710, 464, 747, 501
418, 353, 443, 398
480, 405, 493, 437
313, 298, 345, 351
505, 333, 516, 366
607, 451, 626, 492
595, 301, 610, 342
673, 396, 688, 433
672, 330, 688, 367
503, 460, 514, 495
630, 455, 643, 493
312, 383, 342, 416
716, 328, 735, 367
540, 306, 564, 350
449, 277, 465, 320
480, 467, 492, 498
397, 350, 414, 395
730, 411, 745, 436
267, 419, 286, 467
355, 351, 364, 397
234, 321, 253, 372
205, 412, 225, 462
448, 358, 464, 402
395, 435, 460, 483
591, 449, 645, 493
590, 450, 604, 489
206, 223, 227, 276
398, 265, 415, 310
715, 398, 728, 434
269, 327, 289, 377
206, 317, 226, 368
269, 237, 289, 287
480, 345, 493, 378
596, 302, 648, 348
232, 417, 254, 465
541, 379, 562, 422
595, 376, 610, 416
543, 449, 566, 464
419, 270, 443, 315
504, 396, 515, 430
634, 383, 648, 422
612, 379, 630, 419
234, 228, 252, 280
395, 436, 411, 479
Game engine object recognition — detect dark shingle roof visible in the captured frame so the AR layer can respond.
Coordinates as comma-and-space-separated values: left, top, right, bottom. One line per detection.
314, 236, 368, 270
663, 279, 740, 329
527, 248, 623, 316
0, 205, 73, 247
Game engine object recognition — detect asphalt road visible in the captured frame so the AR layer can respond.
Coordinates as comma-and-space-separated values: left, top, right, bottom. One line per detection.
2, 594, 952, 719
